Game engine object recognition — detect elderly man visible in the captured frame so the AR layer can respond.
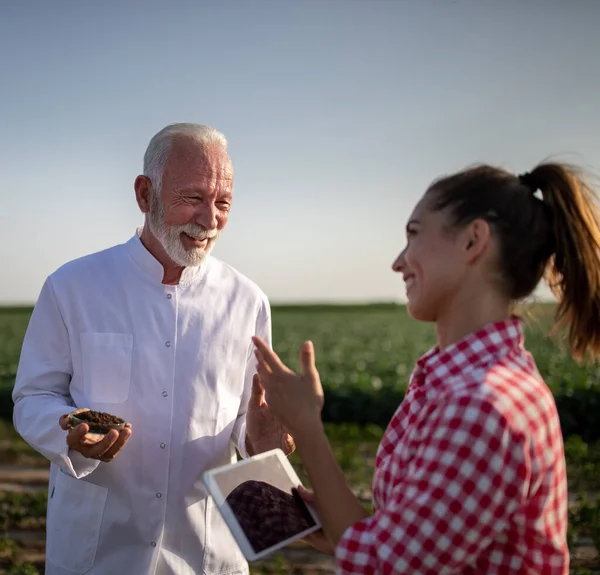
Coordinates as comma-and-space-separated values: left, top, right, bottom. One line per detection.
12, 123, 293, 575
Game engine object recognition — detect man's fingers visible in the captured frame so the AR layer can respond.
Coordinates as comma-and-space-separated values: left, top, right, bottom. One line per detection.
83, 430, 120, 459
66, 423, 90, 448
62, 410, 131, 462
282, 432, 296, 454
249, 373, 266, 405
98, 427, 132, 461
251, 336, 286, 372
59, 407, 91, 431
59, 414, 70, 430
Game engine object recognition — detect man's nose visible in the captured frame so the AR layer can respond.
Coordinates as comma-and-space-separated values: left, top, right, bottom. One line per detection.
195, 203, 218, 230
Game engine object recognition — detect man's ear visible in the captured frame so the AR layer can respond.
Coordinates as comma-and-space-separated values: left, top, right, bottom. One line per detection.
134, 175, 152, 214
462, 218, 491, 264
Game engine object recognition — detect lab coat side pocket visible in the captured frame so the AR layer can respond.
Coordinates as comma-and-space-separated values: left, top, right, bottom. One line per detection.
46, 471, 108, 573
203, 496, 248, 574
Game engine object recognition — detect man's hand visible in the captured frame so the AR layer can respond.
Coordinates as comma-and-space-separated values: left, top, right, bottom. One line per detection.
246, 374, 295, 456
59, 408, 132, 463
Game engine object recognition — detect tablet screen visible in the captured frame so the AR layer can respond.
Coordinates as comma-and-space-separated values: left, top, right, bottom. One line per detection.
226, 481, 316, 553
208, 451, 318, 555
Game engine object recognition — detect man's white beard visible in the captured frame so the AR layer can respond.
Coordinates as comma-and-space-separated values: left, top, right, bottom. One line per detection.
147, 191, 220, 267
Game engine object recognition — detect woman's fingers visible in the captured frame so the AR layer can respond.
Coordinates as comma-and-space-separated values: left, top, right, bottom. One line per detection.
297, 485, 316, 503
252, 336, 287, 373
254, 349, 273, 382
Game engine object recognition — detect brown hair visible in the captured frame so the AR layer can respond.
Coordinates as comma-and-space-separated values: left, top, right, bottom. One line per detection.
428, 162, 600, 362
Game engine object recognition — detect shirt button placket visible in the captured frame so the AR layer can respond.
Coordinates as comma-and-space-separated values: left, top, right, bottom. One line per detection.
153, 288, 175, 549
161, 332, 171, 447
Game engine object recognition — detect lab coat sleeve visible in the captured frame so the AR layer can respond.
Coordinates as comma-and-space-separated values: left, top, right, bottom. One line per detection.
232, 300, 272, 458
12, 277, 100, 478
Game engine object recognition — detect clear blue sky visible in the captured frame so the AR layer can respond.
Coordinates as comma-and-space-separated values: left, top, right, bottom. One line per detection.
1, 0, 599, 304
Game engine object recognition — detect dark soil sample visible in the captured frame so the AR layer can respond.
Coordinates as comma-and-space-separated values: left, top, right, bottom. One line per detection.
71, 410, 126, 434
226, 480, 316, 554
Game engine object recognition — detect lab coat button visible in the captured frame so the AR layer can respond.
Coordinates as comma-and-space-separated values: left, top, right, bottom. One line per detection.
166, 293, 172, 300
162, 391, 168, 397
165, 341, 171, 347
156, 492, 162, 498
150, 541, 157, 547
160, 443, 166, 449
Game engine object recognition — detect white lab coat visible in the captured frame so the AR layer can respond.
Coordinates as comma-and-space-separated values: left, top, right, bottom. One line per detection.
12, 230, 271, 575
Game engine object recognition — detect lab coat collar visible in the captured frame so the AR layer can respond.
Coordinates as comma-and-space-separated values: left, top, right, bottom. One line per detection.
125, 226, 211, 286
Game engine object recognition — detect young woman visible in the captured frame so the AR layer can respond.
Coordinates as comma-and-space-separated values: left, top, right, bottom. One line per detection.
252, 162, 600, 574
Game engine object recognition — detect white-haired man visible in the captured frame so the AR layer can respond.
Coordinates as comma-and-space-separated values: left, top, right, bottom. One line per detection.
12, 123, 293, 575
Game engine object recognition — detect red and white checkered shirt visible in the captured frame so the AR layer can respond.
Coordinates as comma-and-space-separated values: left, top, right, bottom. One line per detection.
335, 317, 569, 574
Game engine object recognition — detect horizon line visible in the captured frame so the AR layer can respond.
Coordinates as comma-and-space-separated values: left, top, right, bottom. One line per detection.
0, 297, 558, 310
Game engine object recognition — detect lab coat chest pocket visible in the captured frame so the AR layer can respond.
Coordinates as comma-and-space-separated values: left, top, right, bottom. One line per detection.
46, 472, 108, 573
81, 332, 133, 403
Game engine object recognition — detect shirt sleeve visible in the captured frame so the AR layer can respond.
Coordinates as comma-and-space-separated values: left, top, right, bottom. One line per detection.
12, 277, 100, 479
335, 394, 528, 574
231, 298, 272, 458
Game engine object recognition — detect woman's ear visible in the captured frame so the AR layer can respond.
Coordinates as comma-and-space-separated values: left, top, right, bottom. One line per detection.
462, 218, 491, 263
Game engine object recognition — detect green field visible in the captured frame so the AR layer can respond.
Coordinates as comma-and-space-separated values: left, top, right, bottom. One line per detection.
2, 302, 599, 421
1, 304, 600, 573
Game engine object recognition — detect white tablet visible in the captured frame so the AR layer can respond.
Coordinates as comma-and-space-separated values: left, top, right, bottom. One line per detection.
202, 448, 322, 562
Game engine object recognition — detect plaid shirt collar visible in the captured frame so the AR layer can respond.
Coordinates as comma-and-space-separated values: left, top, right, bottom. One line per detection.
410, 315, 525, 389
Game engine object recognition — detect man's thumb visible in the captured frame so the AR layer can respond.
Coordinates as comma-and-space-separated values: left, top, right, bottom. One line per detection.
250, 373, 265, 404
299, 341, 316, 375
